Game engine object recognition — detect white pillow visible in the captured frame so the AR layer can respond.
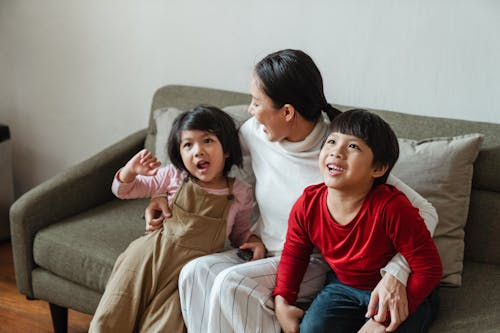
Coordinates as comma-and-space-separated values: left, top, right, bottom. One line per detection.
392, 133, 483, 286
152, 107, 185, 164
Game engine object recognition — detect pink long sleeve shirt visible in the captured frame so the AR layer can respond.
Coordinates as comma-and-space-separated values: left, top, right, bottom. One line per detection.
112, 164, 254, 247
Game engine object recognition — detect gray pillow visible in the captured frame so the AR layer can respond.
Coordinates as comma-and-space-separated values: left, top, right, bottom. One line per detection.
392, 133, 483, 286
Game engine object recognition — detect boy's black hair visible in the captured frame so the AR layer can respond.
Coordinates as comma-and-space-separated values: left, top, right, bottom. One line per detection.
254, 49, 341, 122
167, 105, 243, 176
329, 109, 399, 184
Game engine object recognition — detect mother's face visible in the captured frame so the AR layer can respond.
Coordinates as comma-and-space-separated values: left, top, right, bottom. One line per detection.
248, 76, 289, 142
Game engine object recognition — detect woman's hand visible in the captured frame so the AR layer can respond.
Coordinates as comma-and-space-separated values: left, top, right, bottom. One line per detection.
144, 196, 171, 231
274, 295, 304, 333
239, 234, 267, 260
365, 273, 408, 332
120, 149, 161, 183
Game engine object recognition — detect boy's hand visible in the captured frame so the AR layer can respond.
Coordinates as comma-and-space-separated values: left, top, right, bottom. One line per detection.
274, 295, 303, 333
120, 149, 161, 183
239, 234, 267, 260
365, 273, 408, 332
145, 196, 171, 231
357, 318, 387, 333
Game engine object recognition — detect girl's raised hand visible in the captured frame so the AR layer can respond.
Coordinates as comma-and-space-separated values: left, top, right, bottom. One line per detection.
120, 149, 161, 183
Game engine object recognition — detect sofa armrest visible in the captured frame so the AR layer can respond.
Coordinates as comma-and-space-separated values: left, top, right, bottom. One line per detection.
10, 129, 147, 297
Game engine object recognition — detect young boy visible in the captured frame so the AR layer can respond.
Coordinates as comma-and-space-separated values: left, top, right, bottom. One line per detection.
274, 109, 442, 333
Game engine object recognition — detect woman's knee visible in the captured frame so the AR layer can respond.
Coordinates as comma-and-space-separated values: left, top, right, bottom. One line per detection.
211, 265, 242, 297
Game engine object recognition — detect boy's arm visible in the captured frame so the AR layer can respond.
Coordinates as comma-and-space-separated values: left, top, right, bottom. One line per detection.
382, 174, 438, 284
387, 195, 442, 313
367, 176, 439, 331
274, 295, 304, 333
273, 195, 314, 305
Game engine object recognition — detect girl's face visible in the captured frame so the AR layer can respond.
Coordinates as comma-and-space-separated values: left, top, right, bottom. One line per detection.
319, 132, 386, 191
248, 76, 289, 142
180, 129, 228, 188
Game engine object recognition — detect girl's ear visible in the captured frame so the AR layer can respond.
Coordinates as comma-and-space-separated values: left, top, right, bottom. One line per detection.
282, 104, 296, 122
372, 163, 389, 178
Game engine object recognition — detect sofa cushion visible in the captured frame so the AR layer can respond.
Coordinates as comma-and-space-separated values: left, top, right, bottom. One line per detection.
33, 198, 147, 292
392, 134, 483, 286
429, 261, 500, 332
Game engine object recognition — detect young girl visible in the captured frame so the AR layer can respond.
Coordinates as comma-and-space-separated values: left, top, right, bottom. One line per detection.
89, 105, 261, 333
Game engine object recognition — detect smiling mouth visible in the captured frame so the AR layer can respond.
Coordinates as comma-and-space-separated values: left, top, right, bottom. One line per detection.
327, 164, 345, 174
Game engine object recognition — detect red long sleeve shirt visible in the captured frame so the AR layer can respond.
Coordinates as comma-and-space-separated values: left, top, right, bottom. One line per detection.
274, 183, 442, 314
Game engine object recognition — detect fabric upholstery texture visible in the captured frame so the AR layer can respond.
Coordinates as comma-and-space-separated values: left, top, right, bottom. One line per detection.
392, 134, 483, 286
33, 198, 147, 292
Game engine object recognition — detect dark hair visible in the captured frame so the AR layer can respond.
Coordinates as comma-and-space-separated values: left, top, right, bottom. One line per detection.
329, 109, 399, 184
167, 105, 243, 176
254, 49, 341, 122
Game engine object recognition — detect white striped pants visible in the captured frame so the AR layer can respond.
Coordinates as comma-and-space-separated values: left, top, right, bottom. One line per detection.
179, 249, 330, 333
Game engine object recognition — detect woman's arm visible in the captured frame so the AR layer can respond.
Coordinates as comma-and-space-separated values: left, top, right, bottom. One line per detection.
366, 174, 438, 331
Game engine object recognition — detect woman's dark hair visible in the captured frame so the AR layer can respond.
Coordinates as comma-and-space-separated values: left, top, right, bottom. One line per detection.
254, 49, 341, 122
329, 109, 399, 184
167, 105, 243, 176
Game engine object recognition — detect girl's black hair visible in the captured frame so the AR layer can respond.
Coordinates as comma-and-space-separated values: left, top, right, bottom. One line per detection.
167, 105, 243, 176
254, 49, 341, 122
329, 109, 399, 184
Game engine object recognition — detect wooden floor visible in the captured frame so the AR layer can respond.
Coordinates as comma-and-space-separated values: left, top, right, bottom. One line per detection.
0, 240, 92, 333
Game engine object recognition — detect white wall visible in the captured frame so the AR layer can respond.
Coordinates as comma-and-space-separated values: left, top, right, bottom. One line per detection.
1, 0, 499, 196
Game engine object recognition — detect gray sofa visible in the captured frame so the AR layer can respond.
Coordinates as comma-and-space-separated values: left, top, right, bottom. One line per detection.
10, 85, 500, 332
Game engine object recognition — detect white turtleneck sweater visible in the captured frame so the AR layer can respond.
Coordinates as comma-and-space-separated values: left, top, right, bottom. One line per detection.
239, 116, 438, 284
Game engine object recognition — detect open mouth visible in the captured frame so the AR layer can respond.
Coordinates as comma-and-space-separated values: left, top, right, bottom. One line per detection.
197, 160, 210, 171
327, 163, 345, 175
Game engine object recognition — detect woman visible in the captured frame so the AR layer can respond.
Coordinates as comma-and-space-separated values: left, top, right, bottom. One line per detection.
146, 49, 438, 333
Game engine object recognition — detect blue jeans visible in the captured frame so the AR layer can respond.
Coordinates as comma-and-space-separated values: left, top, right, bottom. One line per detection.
300, 272, 439, 333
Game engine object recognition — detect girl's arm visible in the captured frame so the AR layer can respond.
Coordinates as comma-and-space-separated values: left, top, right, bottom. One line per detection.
112, 156, 182, 199
273, 195, 314, 305
228, 180, 254, 247
118, 149, 161, 183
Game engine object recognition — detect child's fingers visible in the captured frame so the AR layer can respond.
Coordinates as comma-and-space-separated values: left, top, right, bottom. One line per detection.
139, 153, 154, 164
149, 161, 161, 169
141, 155, 160, 167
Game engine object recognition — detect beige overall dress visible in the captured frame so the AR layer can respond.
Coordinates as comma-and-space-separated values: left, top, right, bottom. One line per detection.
89, 177, 234, 333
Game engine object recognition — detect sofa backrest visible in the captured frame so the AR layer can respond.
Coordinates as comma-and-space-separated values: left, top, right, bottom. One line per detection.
147, 85, 500, 266
361, 107, 500, 266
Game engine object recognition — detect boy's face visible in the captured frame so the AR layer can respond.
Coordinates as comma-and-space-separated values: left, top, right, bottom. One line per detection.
319, 132, 387, 191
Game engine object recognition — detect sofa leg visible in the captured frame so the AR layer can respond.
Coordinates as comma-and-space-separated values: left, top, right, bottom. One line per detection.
49, 303, 68, 333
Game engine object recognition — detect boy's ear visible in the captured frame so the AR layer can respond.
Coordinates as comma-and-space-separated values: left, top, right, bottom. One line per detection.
372, 163, 389, 178
282, 104, 296, 122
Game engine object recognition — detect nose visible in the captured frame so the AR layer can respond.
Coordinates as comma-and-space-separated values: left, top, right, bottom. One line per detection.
247, 105, 255, 116
194, 143, 204, 156
329, 147, 343, 158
